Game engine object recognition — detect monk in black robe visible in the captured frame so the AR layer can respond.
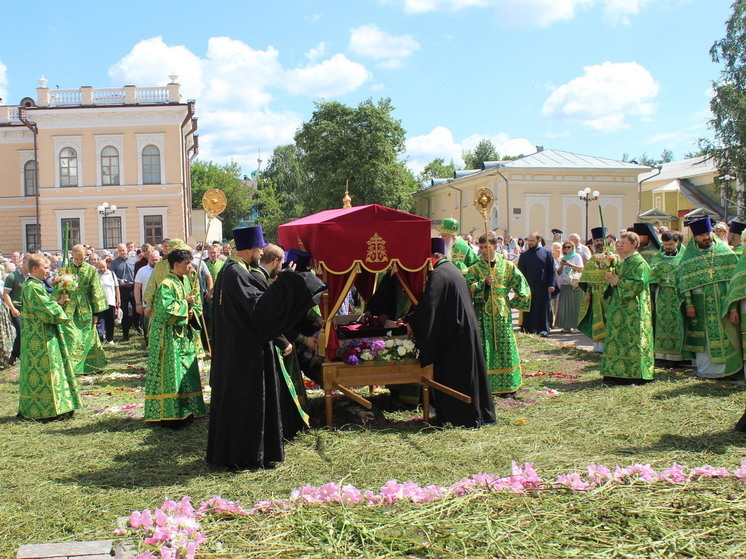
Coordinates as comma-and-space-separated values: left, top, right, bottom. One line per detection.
207, 227, 324, 470
410, 239, 495, 428
517, 232, 557, 336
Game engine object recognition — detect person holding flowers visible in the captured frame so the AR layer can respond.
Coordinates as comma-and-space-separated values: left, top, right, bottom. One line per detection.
54, 244, 107, 374
465, 232, 531, 397
18, 253, 81, 421
600, 231, 655, 384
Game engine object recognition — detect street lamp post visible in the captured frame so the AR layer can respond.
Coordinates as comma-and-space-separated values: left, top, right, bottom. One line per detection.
97, 202, 117, 249
719, 174, 735, 222
577, 187, 600, 243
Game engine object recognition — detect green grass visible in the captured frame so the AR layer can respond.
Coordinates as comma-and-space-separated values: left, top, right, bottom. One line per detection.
1, 333, 746, 558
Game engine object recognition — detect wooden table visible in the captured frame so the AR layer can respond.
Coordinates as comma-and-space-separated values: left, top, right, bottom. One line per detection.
321, 359, 433, 427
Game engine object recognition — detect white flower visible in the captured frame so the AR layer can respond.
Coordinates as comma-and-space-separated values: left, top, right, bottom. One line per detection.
361, 350, 374, 361
385, 339, 395, 348
403, 340, 415, 351
397, 345, 407, 357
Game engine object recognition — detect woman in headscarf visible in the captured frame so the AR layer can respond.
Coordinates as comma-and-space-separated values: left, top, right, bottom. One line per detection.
555, 241, 584, 333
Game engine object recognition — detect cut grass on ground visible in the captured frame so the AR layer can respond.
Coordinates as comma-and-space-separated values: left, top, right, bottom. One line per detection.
1, 332, 745, 558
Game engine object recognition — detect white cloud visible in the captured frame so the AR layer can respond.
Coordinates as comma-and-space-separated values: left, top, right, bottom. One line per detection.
109, 37, 370, 170
285, 54, 370, 97
406, 126, 534, 174
392, 0, 654, 27
348, 24, 420, 67
305, 42, 327, 61
0, 59, 8, 104
541, 61, 659, 133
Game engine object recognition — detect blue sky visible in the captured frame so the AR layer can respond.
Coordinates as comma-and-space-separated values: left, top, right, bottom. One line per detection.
0, 0, 732, 176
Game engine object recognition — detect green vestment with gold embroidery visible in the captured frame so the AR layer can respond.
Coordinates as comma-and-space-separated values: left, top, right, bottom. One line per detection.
18, 277, 82, 419
144, 272, 206, 422
577, 254, 611, 342
53, 262, 107, 374
600, 252, 655, 380
678, 238, 741, 375
721, 248, 746, 356
649, 247, 691, 360
451, 237, 479, 272
639, 244, 658, 264
465, 256, 531, 393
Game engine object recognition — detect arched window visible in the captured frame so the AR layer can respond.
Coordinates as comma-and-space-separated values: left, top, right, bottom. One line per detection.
142, 145, 161, 184
24, 160, 38, 196
60, 147, 78, 187
101, 146, 120, 185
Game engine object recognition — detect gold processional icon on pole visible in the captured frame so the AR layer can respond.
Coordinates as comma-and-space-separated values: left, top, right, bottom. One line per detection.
473, 187, 495, 238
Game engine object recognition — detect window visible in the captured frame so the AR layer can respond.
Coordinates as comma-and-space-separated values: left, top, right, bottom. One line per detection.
143, 215, 163, 245
101, 146, 120, 185
102, 215, 122, 249
60, 148, 78, 187
60, 218, 81, 247
24, 160, 38, 196
142, 145, 161, 184
25, 224, 40, 252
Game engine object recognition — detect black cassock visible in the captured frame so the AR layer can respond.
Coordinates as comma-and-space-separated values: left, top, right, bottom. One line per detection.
207, 259, 322, 469
517, 246, 557, 334
411, 259, 495, 428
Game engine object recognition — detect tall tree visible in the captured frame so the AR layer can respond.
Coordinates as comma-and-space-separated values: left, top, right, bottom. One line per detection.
419, 157, 458, 182
701, 1, 746, 186
260, 144, 309, 220
462, 139, 499, 169
295, 98, 419, 213
191, 160, 253, 235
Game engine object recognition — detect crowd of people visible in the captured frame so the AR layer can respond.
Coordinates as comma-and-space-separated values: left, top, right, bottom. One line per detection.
3, 213, 746, 470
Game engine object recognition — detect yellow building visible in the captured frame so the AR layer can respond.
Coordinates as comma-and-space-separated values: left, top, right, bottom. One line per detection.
0, 77, 197, 252
414, 148, 651, 240
638, 156, 726, 232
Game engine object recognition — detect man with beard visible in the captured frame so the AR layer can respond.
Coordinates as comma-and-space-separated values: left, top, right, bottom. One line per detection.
207, 226, 326, 469
600, 231, 655, 383
727, 221, 746, 256
632, 222, 661, 264
517, 232, 557, 336
578, 227, 611, 352
410, 237, 495, 427
649, 231, 691, 363
439, 218, 478, 273
465, 232, 531, 397
679, 217, 741, 379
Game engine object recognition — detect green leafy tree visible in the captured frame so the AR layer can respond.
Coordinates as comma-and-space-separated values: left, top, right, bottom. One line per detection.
260, 144, 309, 219
295, 98, 419, 213
621, 150, 675, 165
418, 157, 458, 182
191, 160, 253, 235
700, 0, 746, 217
251, 183, 286, 242
462, 139, 499, 169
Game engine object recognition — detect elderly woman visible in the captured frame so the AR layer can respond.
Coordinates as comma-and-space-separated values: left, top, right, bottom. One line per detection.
555, 241, 584, 333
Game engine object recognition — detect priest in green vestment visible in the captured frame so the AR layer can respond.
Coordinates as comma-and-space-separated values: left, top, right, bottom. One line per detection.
679, 217, 741, 379
440, 218, 478, 272
600, 231, 655, 383
465, 232, 531, 395
649, 231, 691, 362
727, 221, 746, 257
578, 227, 611, 353
144, 249, 206, 426
18, 253, 81, 421
53, 244, 107, 374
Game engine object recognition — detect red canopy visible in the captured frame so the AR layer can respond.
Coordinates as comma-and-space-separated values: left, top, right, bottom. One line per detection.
278, 204, 432, 358
278, 204, 431, 274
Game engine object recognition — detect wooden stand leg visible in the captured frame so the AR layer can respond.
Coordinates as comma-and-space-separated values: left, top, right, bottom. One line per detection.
325, 391, 333, 427
422, 384, 430, 424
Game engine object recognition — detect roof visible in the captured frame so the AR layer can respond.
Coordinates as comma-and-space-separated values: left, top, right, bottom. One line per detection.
499, 149, 650, 170
638, 156, 716, 182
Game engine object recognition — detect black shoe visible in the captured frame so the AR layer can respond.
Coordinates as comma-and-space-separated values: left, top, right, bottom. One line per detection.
498, 392, 517, 399
121, 334, 130, 342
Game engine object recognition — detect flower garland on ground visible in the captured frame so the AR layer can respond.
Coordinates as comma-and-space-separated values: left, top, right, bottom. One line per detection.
338, 337, 417, 365
118, 459, 746, 558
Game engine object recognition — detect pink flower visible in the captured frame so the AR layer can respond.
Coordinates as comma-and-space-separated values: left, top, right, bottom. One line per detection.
555, 473, 594, 492
659, 463, 688, 484
586, 463, 612, 484
733, 460, 746, 481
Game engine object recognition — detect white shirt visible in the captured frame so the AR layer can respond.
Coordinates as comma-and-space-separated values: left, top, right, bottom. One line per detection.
98, 270, 118, 306
575, 243, 592, 263
134, 265, 155, 308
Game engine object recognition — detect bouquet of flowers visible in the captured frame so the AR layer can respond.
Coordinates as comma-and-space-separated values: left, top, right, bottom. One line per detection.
593, 249, 619, 274
338, 336, 418, 365
52, 268, 79, 293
